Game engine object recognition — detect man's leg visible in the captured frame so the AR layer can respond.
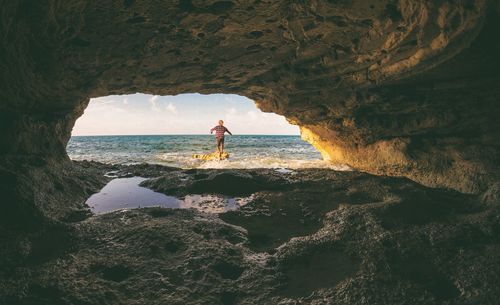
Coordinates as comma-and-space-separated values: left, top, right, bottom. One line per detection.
220, 138, 225, 158
216, 138, 222, 156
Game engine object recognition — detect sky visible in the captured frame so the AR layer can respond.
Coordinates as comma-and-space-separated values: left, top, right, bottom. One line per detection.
71, 93, 300, 136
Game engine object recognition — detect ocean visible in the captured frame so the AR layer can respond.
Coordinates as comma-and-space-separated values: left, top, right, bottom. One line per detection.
67, 135, 346, 169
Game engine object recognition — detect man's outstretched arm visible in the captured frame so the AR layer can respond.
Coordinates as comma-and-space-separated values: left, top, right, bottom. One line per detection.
225, 127, 232, 135
210, 127, 215, 133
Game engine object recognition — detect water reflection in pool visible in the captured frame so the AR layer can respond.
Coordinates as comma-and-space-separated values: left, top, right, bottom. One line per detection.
86, 177, 249, 214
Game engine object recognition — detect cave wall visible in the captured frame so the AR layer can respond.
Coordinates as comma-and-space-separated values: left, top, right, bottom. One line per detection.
1, 0, 499, 197
295, 10, 500, 193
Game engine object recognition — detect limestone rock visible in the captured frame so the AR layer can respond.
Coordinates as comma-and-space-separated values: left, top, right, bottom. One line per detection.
0, 1, 499, 196
2, 164, 499, 304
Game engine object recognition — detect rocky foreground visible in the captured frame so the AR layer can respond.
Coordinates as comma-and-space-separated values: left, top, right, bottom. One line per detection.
1, 161, 500, 305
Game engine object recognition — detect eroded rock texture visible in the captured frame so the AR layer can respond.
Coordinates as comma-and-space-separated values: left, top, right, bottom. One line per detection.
0, 0, 499, 200
2, 165, 500, 304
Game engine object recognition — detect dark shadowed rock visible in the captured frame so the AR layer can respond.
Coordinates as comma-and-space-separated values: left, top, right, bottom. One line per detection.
141, 168, 288, 197
2, 164, 499, 304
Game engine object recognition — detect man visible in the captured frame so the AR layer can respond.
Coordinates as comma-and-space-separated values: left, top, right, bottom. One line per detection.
210, 120, 232, 158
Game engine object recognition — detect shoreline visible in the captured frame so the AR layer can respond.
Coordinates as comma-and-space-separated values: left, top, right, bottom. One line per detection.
66, 134, 326, 170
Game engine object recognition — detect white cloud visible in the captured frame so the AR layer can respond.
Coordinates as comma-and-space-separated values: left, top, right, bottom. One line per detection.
226, 107, 237, 115
247, 111, 257, 120
149, 95, 160, 112
166, 102, 178, 114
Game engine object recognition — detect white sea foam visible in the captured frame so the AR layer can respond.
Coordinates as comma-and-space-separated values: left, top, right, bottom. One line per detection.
154, 153, 350, 170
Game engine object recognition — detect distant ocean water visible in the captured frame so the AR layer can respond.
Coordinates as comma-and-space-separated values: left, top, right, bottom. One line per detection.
67, 135, 348, 170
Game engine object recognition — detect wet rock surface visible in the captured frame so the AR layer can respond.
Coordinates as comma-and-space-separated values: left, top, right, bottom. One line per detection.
1, 163, 500, 304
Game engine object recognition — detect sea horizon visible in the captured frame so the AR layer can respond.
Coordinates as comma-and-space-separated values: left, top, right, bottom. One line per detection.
71, 133, 301, 137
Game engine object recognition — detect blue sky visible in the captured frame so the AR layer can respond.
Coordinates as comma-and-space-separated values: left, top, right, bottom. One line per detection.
71, 93, 300, 136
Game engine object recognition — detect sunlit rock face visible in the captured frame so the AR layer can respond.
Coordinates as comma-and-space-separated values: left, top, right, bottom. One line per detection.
0, 0, 499, 193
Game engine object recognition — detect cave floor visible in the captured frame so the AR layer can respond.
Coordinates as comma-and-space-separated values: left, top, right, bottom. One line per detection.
1, 162, 500, 305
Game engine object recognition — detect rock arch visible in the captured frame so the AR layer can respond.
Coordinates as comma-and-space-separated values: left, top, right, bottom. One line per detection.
1, 1, 499, 223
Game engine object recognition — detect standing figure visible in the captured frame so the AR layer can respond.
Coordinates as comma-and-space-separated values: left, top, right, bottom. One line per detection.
210, 120, 232, 158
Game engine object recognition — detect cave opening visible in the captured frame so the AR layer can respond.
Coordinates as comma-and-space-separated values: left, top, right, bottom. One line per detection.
67, 92, 327, 169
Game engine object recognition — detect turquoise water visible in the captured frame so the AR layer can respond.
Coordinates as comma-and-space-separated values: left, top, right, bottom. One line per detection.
67, 135, 343, 169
